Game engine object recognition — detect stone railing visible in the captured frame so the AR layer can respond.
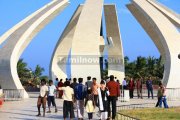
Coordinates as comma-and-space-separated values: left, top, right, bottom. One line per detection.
0, 89, 4, 106
3, 89, 24, 101
116, 103, 155, 111
116, 103, 155, 120
166, 88, 180, 101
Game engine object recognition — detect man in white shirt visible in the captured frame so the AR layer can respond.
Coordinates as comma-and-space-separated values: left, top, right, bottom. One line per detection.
37, 79, 48, 117
59, 81, 75, 120
122, 78, 127, 89
47, 80, 57, 113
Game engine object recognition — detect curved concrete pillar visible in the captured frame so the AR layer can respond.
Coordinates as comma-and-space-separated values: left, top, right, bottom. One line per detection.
71, 0, 104, 82
0, 0, 58, 45
0, 0, 69, 98
104, 5, 125, 83
147, 0, 180, 28
50, 5, 83, 81
127, 0, 180, 88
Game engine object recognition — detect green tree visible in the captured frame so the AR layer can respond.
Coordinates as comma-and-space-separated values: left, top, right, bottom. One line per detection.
32, 65, 45, 85
154, 56, 164, 79
124, 56, 164, 84
135, 56, 147, 78
146, 56, 156, 77
17, 59, 31, 85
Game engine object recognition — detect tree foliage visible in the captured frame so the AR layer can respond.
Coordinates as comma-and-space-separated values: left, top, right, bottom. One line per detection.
125, 56, 164, 80
17, 59, 46, 86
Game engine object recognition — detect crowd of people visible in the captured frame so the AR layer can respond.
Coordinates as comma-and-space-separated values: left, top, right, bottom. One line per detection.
37, 75, 120, 120
36, 75, 168, 120
122, 77, 154, 99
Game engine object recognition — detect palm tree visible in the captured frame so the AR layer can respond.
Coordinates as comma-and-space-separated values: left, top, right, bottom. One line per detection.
124, 56, 164, 83
155, 56, 164, 79
17, 59, 31, 85
135, 56, 147, 78
146, 56, 156, 77
32, 65, 45, 85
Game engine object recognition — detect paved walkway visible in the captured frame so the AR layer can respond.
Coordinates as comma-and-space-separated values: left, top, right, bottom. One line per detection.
0, 92, 180, 120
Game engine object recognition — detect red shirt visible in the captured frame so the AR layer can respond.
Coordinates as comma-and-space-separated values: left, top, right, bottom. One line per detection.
58, 82, 64, 88
107, 81, 119, 97
128, 80, 135, 90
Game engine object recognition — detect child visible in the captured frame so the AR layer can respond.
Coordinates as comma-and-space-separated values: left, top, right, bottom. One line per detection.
98, 80, 109, 120
85, 89, 95, 120
47, 80, 58, 113
37, 79, 48, 117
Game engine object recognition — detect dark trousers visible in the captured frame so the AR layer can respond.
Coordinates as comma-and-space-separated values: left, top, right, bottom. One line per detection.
47, 96, 56, 107
94, 95, 98, 107
108, 96, 117, 119
88, 113, 93, 119
148, 88, 153, 99
122, 86, 127, 97
155, 97, 161, 107
63, 100, 75, 118
129, 89, 134, 98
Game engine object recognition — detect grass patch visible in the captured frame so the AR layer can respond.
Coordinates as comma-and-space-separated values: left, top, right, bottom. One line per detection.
119, 108, 180, 120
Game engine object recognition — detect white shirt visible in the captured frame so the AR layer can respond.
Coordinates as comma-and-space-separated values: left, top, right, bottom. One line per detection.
59, 86, 74, 101
106, 78, 110, 83
122, 80, 127, 86
48, 85, 56, 96
40, 85, 48, 97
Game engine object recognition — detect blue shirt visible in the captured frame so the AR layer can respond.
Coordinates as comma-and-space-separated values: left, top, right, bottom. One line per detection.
75, 83, 87, 100
146, 80, 153, 89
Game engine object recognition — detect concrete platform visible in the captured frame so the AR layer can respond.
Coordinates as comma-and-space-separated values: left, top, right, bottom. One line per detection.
0, 92, 180, 120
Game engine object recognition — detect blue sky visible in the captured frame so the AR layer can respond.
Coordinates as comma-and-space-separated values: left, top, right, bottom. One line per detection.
0, 0, 179, 75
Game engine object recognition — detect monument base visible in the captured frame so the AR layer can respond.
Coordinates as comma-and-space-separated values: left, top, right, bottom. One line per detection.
3, 89, 29, 101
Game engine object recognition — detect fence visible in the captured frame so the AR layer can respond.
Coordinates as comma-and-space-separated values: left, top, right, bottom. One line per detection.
118, 89, 158, 102
166, 88, 180, 101
116, 103, 155, 111
116, 103, 155, 120
3, 89, 24, 101
116, 112, 140, 120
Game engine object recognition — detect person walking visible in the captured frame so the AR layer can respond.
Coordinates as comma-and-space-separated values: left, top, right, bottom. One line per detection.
146, 77, 154, 99
156, 83, 162, 107
85, 89, 95, 120
47, 80, 58, 113
137, 78, 143, 99
37, 79, 48, 117
75, 78, 87, 120
128, 78, 135, 99
85, 76, 93, 90
54, 78, 59, 98
122, 78, 127, 97
92, 78, 100, 107
98, 80, 109, 120
70, 78, 78, 90
158, 82, 169, 108
116, 80, 121, 100
58, 79, 64, 99
58, 81, 75, 120
70, 78, 78, 108
122, 78, 127, 90
106, 75, 120, 120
